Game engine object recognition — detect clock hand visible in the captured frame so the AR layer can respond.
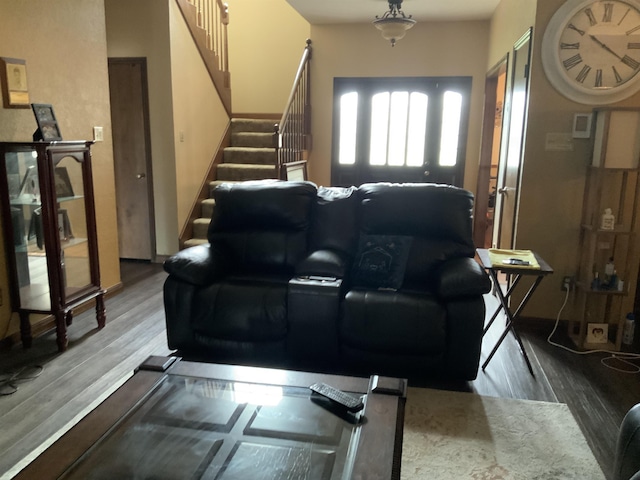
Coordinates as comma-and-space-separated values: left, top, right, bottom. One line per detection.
589, 34, 624, 61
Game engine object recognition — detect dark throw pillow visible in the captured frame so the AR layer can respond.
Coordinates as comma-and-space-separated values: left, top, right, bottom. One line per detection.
351, 235, 412, 290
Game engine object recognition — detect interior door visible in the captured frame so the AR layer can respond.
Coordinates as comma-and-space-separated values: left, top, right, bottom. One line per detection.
494, 29, 533, 249
108, 58, 155, 261
474, 57, 508, 248
332, 77, 471, 187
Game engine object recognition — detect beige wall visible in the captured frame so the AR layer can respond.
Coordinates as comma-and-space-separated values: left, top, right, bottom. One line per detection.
488, 0, 537, 69
226, 0, 311, 114
169, 0, 230, 231
0, 0, 119, 338
308, 21, 490, 191
510, 0, 640, 319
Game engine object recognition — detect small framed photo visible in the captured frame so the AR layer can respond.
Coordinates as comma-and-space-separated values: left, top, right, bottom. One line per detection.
0, 57, 30, 108
54, 167, 75, 198
31, 103, 63, 141
284, 161, 308, 181
18, 165, 39, 198
587, 323, 608, 344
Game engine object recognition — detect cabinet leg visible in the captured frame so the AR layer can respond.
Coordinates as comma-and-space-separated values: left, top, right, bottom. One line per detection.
19, 311, 32, 349
96, 292, 106, 329
55, 311, 68, 352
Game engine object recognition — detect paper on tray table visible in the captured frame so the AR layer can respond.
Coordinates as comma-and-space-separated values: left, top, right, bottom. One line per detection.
487, 249, 540, 269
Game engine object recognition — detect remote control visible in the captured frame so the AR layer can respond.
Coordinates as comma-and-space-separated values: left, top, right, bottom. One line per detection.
309, 382, 365, 412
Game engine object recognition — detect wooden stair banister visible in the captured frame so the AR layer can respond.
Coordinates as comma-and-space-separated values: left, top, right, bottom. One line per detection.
176, 0, 232, 116
274, 39, 312, 180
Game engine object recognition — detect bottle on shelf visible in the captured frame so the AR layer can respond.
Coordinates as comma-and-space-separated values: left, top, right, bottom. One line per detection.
601, 208, 615, 230
623, 313, 636, 345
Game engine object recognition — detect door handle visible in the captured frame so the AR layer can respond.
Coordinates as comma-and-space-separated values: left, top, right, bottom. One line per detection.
498, 187, 512, 194
424, 170, 430, 177
136, 173, 146, 179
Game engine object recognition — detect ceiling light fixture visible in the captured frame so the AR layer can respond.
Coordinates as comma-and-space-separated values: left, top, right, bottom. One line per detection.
373, 0, 416, 47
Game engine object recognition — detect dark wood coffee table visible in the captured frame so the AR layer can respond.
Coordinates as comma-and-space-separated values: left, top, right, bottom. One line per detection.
15, 357, 406, 479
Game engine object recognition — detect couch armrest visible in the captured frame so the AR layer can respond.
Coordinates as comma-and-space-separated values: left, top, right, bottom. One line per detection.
614, 404, 640, 480
295, 248, 351, 279
435, 257, 491, 299
163, 244, 227, 286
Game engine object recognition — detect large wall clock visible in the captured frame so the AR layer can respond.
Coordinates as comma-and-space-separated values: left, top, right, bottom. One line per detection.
542, 0, 640, 104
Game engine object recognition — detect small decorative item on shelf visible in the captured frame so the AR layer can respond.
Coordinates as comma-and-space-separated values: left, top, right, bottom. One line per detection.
623, 313, 636, 345
601, 208, 615, 230
591, 271, 600, 290
604, 257, 615, 287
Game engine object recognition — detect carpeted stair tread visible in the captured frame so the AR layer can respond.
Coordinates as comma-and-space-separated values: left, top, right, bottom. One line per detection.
184, 238, 208, 248
230, 118, 276, 134
223, 147, 276, 165
216, 163, 277, 181
232, 132, 274, 148
192, 217, 211, 239
200, 198, 216, 221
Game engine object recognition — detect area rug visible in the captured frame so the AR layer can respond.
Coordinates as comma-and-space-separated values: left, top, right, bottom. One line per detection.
402, 387, 605, 480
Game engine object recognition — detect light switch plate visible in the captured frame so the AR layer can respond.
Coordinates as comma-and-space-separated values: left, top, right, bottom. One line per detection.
93, 126, 104, 142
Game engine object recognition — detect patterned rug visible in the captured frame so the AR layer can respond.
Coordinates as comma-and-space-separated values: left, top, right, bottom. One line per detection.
402, 388, 605, 480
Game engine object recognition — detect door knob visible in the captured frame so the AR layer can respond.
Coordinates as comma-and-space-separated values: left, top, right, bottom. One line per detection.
498, 187, 512, 194
136, 173, 146, 179
424, 170, 430, 177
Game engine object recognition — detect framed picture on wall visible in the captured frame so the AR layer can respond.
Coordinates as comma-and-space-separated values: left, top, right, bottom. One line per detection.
31, 103, 63, 141
0, 57, 30, 108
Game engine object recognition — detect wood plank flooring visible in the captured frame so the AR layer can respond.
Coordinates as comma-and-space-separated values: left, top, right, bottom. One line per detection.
0, 260, 638, 479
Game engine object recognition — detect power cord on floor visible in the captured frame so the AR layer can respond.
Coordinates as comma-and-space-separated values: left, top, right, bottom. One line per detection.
548, 288, 640, 373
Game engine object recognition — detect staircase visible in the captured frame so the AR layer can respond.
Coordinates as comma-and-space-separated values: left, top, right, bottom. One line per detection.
183, 117, 279, 247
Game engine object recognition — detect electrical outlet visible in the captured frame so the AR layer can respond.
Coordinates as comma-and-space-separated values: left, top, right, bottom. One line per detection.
562, 275, 574, 291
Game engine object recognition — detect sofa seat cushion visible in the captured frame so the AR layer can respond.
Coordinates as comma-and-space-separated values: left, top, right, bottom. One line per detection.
340, 290, 446, 355
191, 281, 288, 342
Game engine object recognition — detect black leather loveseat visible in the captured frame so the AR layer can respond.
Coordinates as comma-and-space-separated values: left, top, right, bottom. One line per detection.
163, 180, 491, 380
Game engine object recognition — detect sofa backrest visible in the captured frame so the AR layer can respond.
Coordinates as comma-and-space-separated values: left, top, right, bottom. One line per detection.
355, 182, 476, 286
208, 180, 318, 274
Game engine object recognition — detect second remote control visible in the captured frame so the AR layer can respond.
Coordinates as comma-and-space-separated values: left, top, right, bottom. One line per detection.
309, 383, 364, 412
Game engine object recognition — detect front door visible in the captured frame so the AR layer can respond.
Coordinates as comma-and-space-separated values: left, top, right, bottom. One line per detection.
494, 29, 533, 249
108, 58, 155, 261
331, 77, 472, 187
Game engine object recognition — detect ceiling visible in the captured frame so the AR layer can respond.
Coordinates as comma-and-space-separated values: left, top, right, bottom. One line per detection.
285, 0, 501, 24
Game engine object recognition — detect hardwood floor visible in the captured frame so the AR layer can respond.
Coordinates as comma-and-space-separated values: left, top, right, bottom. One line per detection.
0, 260, 638, 479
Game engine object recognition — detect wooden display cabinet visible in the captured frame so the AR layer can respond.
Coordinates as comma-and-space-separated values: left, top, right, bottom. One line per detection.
570, 109, 640, 350
0, 141, 105, 351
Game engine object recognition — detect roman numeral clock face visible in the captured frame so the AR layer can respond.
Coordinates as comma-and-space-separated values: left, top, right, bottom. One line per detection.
542, 0, 640, 104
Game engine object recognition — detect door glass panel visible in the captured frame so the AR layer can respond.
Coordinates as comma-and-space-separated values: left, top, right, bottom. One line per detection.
369, 92, 390, 166
55, 156, 91, 299
407, 92, 428, 166
338, 92, 358, 165
387, 91, 409, 166
438, 91, 463, 166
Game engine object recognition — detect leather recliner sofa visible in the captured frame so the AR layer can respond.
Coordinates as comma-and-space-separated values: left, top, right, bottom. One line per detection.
163, 180, 491, 380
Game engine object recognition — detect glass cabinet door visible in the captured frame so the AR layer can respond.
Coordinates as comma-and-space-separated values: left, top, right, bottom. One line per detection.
54, 154, 92, 302
5, 148, 48, 311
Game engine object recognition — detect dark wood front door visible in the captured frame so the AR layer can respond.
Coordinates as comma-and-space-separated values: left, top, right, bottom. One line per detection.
108, 58, 155, 261
331, 76, 472, 187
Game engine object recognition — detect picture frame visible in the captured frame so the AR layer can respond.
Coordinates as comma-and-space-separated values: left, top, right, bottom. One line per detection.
57, 209, 74, 241
0, 57, 30, 108
31, 103, 63, 141
54, 167, 75, 198
284, 161, 308, 181
586, 323, 608, 344
18, 165, 39, 198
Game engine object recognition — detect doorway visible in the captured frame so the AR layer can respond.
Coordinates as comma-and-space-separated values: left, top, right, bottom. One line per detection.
107, 58, 156, 261
474, 57, 508, 248
493, 28, 533, 250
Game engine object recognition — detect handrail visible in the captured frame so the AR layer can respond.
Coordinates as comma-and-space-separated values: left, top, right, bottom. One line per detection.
274, 39, 312, 179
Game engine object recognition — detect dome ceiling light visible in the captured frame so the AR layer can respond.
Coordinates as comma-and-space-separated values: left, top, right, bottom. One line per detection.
373, 0, 417, 47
